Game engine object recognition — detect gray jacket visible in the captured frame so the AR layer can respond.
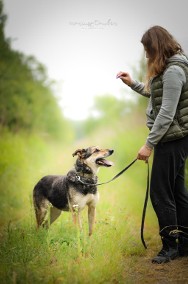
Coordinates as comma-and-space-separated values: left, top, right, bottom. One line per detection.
130, 54, 188, 148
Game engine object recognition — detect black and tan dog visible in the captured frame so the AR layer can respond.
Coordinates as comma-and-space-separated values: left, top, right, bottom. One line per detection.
33, 146, 114, 235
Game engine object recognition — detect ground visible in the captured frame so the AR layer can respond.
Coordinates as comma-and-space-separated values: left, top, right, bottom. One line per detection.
124, 247, 188, 283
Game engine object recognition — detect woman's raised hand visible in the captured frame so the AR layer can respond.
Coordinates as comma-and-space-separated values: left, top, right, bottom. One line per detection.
116, 71, 132, 86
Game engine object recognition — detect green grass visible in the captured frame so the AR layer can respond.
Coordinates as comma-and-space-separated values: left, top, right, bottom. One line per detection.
0, 125, 159, 284
0, 188, 148, 284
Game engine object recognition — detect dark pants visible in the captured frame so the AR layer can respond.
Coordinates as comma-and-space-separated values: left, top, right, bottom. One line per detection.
150, 135, 188, 245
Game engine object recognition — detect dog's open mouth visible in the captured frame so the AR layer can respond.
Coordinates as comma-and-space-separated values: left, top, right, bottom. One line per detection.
96, 158, 113, 167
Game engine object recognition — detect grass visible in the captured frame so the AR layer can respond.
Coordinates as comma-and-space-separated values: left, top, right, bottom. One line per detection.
0, 195, 147, 284
1, 123, 188, 283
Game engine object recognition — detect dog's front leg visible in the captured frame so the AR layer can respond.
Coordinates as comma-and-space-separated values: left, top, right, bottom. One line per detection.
72, 211, 82, 230
88, 205, 96, 236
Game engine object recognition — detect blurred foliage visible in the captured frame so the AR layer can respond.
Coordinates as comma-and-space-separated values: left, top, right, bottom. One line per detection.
131, 51, 148, 110
0, 1, 74, 141
82, 94, 134, 135
81, 54, 147, 136
0, 127, 73, 224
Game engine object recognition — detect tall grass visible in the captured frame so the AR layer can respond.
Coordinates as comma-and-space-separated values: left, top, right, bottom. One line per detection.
0, 122, 159, 284
0, 129, 67, 225
0, 184, 148, 284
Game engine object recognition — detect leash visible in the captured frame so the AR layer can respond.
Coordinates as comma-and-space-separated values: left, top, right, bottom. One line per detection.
160, 225, 188, 237
76, 157, 150, 249
76, 158, 138, 186
141, 161, 150, 249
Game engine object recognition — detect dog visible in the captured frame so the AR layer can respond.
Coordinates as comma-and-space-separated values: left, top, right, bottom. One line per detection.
33, 146, 114, 236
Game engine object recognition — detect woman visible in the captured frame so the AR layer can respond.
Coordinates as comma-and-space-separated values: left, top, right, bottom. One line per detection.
117, 26, 188, 264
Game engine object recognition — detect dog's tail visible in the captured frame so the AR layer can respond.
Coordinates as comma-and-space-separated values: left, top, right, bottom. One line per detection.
33, 182, 49, 228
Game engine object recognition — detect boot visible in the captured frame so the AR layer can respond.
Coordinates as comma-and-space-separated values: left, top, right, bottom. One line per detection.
152, 235, 179, 264
178, 236, 188, 257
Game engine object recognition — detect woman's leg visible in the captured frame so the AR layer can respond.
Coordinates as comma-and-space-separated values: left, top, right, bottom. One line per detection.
150, 136, 188, 263
174, 159, 188, 255
150, 142, 178, 238
174, 162, 188, 222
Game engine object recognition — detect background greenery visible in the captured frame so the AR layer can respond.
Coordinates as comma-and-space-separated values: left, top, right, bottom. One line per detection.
0, 1, 187, 283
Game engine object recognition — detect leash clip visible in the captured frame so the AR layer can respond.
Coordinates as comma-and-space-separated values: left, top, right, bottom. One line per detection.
76, 175, 81, 181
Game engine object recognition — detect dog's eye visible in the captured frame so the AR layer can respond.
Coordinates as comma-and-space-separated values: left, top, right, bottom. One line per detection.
95, 148, 100, 152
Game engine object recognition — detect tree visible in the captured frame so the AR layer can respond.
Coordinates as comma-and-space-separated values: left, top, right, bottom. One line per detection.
0, 1, 73, 141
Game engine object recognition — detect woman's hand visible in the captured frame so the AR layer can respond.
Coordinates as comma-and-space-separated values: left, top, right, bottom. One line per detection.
116, 71, 132, 86
137, 144, 153, 162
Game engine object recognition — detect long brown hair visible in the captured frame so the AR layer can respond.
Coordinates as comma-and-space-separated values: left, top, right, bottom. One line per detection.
141, 26, 183, 83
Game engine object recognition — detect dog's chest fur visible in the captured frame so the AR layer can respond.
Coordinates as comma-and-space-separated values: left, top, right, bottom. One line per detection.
69, 187, 99, 211
66, 169, 99, 211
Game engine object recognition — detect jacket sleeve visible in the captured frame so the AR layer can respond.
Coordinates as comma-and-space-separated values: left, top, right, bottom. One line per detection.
130, 80, 151, 98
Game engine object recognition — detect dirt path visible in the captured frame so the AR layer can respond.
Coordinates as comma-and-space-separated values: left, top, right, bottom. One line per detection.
123, 246, 188, 283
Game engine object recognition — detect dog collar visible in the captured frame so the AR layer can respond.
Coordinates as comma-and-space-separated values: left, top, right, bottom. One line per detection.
75, 174, 97, 186
76, 172, 94, 179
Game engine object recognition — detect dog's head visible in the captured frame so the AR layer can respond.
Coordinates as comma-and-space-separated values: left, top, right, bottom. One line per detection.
72, 146, 114, 174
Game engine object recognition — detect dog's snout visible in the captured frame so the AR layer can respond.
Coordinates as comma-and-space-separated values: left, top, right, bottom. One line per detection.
109, 149, 114, 155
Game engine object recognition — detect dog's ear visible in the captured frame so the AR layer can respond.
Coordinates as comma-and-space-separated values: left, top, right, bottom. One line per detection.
72, 148, 86, 158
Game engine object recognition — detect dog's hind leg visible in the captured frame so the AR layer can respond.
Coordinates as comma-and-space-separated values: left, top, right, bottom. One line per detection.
88, 205, 96, 236
33, 197, 49, 228
35, 202, 49, 228
50, 206, 61, 225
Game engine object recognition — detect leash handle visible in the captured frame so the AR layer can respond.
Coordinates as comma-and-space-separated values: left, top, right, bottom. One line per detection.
140, 161, 150, 249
